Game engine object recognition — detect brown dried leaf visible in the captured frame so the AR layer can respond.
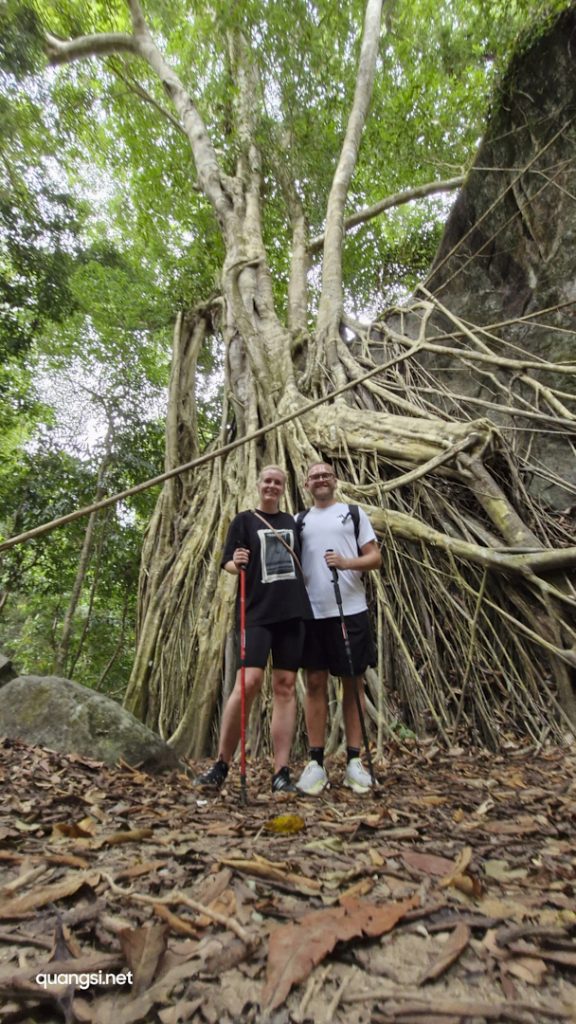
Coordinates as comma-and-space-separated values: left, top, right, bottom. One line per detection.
413, 794, 449, 807
262, 895, 417, 1011
338, 877, 374, 901
114, 860, 169, 881
439, 846, 473, 887
504, 955, 548, 985
478, 897, 533, 922
153, 903, 199, 937
484, 816, 542, 836
52, 817, 97, 839
158, 998, 204, 1024
46, 853, 90, 869
119, 922, 169, 996
484, 859, 528, 882
95, 829, 154, 848
401, 851, 457, 877
220, 856, 321, 894
418, 923, 471, 984
0, 871, 100, 919
195, 887, 236, 928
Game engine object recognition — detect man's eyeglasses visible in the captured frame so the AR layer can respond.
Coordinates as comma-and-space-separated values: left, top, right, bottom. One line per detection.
307, 472, 335, 481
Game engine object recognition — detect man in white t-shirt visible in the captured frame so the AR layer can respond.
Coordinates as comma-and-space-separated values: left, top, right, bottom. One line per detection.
296, 462, 381, 795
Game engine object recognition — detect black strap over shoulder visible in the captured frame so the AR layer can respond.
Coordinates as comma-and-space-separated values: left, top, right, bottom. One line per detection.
295, 508, 310, 536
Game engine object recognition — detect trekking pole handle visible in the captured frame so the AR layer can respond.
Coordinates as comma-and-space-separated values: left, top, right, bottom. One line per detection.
326, 548, 339, 584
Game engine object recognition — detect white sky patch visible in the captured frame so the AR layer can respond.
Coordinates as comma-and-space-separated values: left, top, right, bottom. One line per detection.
33, 355, 167, 456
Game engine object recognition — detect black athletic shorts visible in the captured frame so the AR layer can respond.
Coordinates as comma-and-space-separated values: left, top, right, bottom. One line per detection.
239, 618, 306, 671
302, 611, 376, 677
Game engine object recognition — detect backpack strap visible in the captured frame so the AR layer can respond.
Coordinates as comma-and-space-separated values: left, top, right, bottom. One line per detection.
295, 508, 310, 539
298, 504, 361, 552
347, 504, 360, 551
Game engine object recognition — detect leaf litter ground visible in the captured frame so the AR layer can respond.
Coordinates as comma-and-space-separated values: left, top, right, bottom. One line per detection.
0, 736, 575, 1024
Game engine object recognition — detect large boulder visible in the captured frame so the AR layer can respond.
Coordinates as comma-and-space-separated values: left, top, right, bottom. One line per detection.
0, 675, 180, 772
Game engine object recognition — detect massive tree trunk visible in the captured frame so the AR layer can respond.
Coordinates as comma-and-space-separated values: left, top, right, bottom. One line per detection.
46, 2, 576, 756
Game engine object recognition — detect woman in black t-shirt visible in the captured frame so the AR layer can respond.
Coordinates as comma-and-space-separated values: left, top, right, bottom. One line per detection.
196, 466, 311, 794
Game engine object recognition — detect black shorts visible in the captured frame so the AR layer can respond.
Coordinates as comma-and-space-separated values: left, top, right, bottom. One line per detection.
239, 618, 305, 671
302, 611, 376, 677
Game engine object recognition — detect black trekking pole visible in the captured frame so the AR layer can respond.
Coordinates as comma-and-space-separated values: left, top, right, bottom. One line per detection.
326, 550, 376, 787
239, 565, 248, 806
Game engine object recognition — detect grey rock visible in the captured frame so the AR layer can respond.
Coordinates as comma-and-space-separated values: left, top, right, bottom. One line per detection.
0, 675, 180, 773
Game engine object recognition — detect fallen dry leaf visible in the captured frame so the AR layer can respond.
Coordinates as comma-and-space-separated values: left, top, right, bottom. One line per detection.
263, 814, 306, 835
158, 997, 204, 1023
418, 922, 471, 984
439, 846, 482, 896
119, 923, 169, 996
52, 817, 98, 839
220, 857, 321, 894
504, 954, 548, 985
484, 859, 528, 882
0, 872, 101, 919
401, 851, 457, 877
439, 846, 473, 886
153, 904, 199, 937
262, 895, 418, 1010
94, 829, 154, 848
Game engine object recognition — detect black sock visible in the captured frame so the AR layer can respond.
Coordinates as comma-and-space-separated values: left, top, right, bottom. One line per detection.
216, 758, 229, 775
346, 747, 361, 763
309, 747, 324, 768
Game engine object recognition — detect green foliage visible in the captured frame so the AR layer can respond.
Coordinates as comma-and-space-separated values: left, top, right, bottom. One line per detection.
0, 425, 163, 690
0, 184, 81, 356
0, 0, 45, 77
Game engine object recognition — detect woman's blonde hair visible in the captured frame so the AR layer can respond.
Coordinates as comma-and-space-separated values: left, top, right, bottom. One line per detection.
258, 464, 287, 483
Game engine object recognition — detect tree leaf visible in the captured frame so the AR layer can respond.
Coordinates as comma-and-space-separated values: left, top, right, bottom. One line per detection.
0, 872, 100, 919
263, 814, 306, 834
119, 923, 169, 996
262, 895, 418, 1011
418, 922, 471, 984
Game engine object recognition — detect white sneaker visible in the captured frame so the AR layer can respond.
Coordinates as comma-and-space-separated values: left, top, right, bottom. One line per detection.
296, 760, 329, 795
344, 757, 373, 793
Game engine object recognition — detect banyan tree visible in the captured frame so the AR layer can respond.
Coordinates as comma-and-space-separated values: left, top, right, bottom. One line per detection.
39, 0, 576, 755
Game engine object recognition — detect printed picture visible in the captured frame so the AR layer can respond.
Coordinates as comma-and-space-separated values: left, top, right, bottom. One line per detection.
258, 530, 296, 582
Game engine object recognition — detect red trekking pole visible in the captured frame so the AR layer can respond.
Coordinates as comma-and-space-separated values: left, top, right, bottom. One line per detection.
239, 565, 248, 805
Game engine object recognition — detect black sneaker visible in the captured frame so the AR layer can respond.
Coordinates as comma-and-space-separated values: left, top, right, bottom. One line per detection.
271, 766, 297, 793
196, 759, 229, 789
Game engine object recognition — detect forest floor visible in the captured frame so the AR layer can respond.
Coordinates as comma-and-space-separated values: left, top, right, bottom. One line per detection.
0, 736, 575, 1024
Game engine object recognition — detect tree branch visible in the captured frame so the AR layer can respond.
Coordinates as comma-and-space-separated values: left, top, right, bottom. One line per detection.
45, 31, 138, 64
45, 4, 232, 233
317, 0, 383, 335
308, 176, 465, 254
370, 507, 576, 576
108, 60, 187, 137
